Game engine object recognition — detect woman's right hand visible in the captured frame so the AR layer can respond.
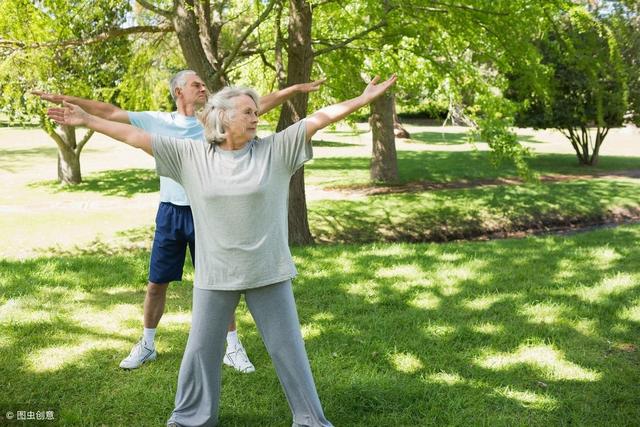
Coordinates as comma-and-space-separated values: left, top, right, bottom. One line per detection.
47, 101, 89, 126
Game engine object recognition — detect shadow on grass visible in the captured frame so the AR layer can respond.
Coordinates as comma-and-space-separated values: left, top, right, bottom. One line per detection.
519, 135, 547, 144
306, 151, 640, 188
323, 129, 369, 136
0, 147, 59, 173
409, 131, 473, 145
4, 225, 639, 424
308, 179, 640, 244
312, 139, 359, 147
31, 168, 159, 197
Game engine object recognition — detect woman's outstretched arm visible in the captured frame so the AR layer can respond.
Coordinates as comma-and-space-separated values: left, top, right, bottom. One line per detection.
47, 101, 153, 155
304, 75, 397, 142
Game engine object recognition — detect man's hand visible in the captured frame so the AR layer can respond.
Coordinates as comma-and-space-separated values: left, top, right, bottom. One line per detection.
360, 75, 397, 103
296, 78, 326, 94
31, 90, 66, 105
47, 101, 89, 127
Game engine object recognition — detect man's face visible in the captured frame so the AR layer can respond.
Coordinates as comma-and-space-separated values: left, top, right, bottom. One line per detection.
176, 75, 207, 107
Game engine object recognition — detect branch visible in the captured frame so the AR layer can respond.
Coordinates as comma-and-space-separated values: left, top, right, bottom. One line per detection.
400, 5, 450, 14
215, 0, 277, 79
0, 24, 174, 50
135, 0, 175, 19
76, 130, 95, 155
422, 1, 509, 16
309, 0, 341, 7
259, 51, 276, 72
314, 20, 387, 57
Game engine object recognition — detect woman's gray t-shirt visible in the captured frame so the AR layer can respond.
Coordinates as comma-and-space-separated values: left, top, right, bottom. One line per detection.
151, 120, 311, 291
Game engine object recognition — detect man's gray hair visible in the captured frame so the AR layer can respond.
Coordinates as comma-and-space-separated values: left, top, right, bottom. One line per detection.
199, 86, 260, 145
169, 70, 198, 101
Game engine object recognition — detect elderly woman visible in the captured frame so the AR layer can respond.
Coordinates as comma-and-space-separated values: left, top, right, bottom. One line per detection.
47, 74, 397, 427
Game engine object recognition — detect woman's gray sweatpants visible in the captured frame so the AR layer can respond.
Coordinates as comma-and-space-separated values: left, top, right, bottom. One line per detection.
167, 280, 333, 427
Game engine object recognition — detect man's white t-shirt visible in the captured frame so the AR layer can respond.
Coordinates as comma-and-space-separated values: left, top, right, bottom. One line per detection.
129, 111, 203, 206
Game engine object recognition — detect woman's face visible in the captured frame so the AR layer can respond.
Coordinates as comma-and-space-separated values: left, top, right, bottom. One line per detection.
226, 95, 259, 143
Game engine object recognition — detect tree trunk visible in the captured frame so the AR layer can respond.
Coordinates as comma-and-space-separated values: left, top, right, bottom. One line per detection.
565, 126, 610, 166
56, 125, 82, 185
391, 94, 410, 139
173, 0, 225, 91
276, 0, 314, 245
370, 92, 399, 183
57, 145, 82, 185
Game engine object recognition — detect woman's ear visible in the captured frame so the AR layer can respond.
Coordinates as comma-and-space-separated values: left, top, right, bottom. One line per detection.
218, 109, 227, 128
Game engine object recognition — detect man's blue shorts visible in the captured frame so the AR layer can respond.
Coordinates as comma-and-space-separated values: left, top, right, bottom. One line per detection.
148, 202, 195, 284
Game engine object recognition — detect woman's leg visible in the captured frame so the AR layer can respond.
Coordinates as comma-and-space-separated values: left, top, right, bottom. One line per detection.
245, 280, 333, 427
168, 287, 240, 427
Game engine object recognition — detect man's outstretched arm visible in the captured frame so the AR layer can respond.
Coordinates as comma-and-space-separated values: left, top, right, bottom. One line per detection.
32, 91, 130, 124
257, 79, 326, 116
48, 101, 152, 155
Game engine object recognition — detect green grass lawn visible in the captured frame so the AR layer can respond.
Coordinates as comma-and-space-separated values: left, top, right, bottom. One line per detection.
1, 225, 639, 426
2, 125, 639, 425
305, 151, 640, 188
308, 178, 640, 243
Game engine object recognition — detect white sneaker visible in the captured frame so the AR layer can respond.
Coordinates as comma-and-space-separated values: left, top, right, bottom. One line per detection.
223, 341, 255, 373
119, 338, 157, 369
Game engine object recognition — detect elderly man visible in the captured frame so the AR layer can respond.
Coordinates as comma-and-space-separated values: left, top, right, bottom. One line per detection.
33, 71, 323, 372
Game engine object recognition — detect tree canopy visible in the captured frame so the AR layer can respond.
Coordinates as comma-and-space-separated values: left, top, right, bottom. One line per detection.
509, 6, 627, 165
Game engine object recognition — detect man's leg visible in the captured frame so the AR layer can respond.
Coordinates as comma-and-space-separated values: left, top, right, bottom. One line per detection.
120, 203, 187, 370
144, 281, 169, 328
141, 281, 169, 344
223, 312, 255, 373
119, 281, 169, 370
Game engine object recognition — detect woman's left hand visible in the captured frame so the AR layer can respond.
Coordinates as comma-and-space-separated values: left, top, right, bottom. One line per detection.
361, 74, 398, 102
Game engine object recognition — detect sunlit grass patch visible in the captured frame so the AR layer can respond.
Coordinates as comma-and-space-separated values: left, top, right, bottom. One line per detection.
375, 263, 424, 280
477, 344, 601, 382
301, 323, 324, 340
571, 319, 599, 337
362, 244, 419, 258
343, 280, 380, 304
409, 292, 440, 310
618, 298, 640, 323
464, 294, 514, 311
427, 371, 466, 385
520, 302, 565, 325
161, 311, 192, 325
0, 299, 56, 324
422, 322, 456, 337
471, 322, 505, 335
27, 337, 128, 373
71, 304, 140, 334
494, 387, 558, 409
588, 245, 622, 266
389, 352, 424, 374
578, 272, 638, 303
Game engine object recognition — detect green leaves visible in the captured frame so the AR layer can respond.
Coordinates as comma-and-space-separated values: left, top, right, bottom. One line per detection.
511, 7, 627, 130
0, 0, 134, 126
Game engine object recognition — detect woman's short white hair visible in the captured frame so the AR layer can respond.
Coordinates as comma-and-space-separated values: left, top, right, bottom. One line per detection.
199, 86, 260, 145
169, 70, 197, 101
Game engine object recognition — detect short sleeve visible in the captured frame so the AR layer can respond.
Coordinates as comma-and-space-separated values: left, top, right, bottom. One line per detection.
151, 134, 187, 183
128, 111, 160, 130
267, 120, 312, 175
